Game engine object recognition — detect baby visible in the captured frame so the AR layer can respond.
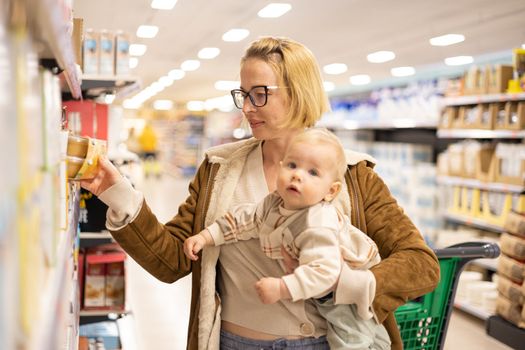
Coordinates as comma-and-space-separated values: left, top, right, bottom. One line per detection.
184, 128, 390, 349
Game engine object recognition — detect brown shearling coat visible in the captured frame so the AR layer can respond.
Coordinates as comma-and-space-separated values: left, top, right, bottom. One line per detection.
110, 140, 439, 350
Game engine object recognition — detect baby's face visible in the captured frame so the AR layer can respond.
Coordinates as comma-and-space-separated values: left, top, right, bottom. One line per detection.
276, 141, 339, 210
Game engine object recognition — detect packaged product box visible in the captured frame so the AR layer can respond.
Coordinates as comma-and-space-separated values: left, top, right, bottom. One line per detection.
488, 65, 513, 94
439, 107, 457, 129
114, 31, 130, 76
463, 66, 480, 95
83, 29, 99, 75
497, 254, 525, 284
497, 273, 524, 305
475, 66, 489, 95
105, 261, 125, 308
500, 232, 525, 260
494, 144, 525, 186
99, 30, 115, 76
436, 152, 449, 176
493, 102, 508, 130
461, 105, 480, 129
473, 145, 495, 182
84, 258, 106, 307
496, 294, 524, 328
504, 211, 525, 237
453, 106, 466, 128
72, 18, 84, 66
505, 101, 525, 130
446, 143, 464, 177
476, 103, 496, 130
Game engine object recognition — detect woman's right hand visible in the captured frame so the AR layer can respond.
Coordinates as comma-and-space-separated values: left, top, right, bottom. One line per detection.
79, 155, 122, 196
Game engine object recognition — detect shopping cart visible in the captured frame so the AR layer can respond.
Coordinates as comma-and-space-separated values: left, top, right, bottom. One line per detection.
395, 241, 500, 350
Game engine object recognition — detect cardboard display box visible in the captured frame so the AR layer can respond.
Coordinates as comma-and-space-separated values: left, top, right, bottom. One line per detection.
82, 244, 126, 310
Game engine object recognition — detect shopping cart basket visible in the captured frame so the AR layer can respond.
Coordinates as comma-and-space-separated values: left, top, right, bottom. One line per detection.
394, 241, 500, 350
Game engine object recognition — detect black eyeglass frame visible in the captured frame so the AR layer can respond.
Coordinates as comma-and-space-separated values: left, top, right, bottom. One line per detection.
230, 85, 281, 109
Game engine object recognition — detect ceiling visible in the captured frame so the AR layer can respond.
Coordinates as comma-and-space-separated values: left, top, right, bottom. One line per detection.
73, 0, 525, 105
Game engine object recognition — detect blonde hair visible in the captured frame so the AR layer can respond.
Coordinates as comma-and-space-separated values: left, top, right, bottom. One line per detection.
289, 128, 347, 181
241, 37, 330, 129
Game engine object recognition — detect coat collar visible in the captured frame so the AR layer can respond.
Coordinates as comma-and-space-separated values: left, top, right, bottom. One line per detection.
205, 137, 376, 166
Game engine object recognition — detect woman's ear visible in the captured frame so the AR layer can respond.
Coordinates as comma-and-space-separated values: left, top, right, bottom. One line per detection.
324, 181, 342, 202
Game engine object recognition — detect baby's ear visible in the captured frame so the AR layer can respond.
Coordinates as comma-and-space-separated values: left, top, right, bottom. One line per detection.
324, 181, 342, 202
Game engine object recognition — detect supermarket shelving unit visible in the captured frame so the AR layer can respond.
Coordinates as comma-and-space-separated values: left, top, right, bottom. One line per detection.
438, 93, 525, 342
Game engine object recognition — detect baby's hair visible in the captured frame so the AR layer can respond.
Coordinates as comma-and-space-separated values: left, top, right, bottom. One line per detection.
289, 128, 347, 181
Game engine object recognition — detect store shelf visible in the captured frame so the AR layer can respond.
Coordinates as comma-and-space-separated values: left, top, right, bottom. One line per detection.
443, 92, 525, 106
25, 0, 81, 99
437, 129, 525, 139
454, 300, 492, 320
81, 75, 138, 91
444, 212, 505, 233
486, 315, 525, 350
80, 309, 129, 317
30, 184, 81, 349
320, 118, 438, 130
437, 176, 525, 193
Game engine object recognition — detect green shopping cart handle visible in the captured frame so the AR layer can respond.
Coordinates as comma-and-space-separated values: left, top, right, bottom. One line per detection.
433, 241, 500, 259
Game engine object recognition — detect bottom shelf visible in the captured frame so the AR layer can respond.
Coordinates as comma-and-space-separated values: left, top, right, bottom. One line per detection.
454, 300, 492, 320
486, 315, 525, 350
79, 309, 131, 326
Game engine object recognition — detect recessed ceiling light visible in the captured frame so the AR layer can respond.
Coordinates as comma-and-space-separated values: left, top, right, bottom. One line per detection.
168, 69, 185, 80
129, 44, 147, 56
153, 100, 173, 110
180, 60, 200, 71
123, 99, 141, 109
198, 47, 221, 59
323, 63, 347, 75
151, 0, 177, 10
187, 101, 205, 111
214, 80, 239, 91
349, 74, 371, 85
391, 66, 416, 77
150, 82, 164, 93
430, 34, 465, 46
444, 55, 473, 66
222, 29, 250, 42
158, 76, 174, 87
129, 57, 139, 69
323, 81, 335, 92
367, 51, 395, 63
136, 25, 159, 38
258, 3, 292, 18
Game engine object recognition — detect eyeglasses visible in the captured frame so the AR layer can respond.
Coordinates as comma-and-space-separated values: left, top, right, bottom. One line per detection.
230, 85, 281, 109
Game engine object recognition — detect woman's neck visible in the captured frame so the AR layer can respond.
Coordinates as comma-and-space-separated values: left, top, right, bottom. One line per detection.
261, 130, 301, 167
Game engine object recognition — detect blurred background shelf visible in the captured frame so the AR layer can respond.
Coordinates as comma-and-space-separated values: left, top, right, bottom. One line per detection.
437, 176, 525, 193
444, 212, 505, 233
437, 129, 525, 139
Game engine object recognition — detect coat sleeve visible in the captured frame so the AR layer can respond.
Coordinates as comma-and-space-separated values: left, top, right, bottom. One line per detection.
108, 159, 211, 283
357, 163, 440, 323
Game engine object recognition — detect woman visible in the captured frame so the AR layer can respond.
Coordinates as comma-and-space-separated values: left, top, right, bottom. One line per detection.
81, 36, 439, 350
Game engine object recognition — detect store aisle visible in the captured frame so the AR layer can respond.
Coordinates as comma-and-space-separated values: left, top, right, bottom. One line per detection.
127, 175, 510, 350
125, 176, 192, 350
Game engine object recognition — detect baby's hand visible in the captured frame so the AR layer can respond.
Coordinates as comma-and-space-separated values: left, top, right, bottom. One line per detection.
254, 277, 283, 304
183, 234, 207, 261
